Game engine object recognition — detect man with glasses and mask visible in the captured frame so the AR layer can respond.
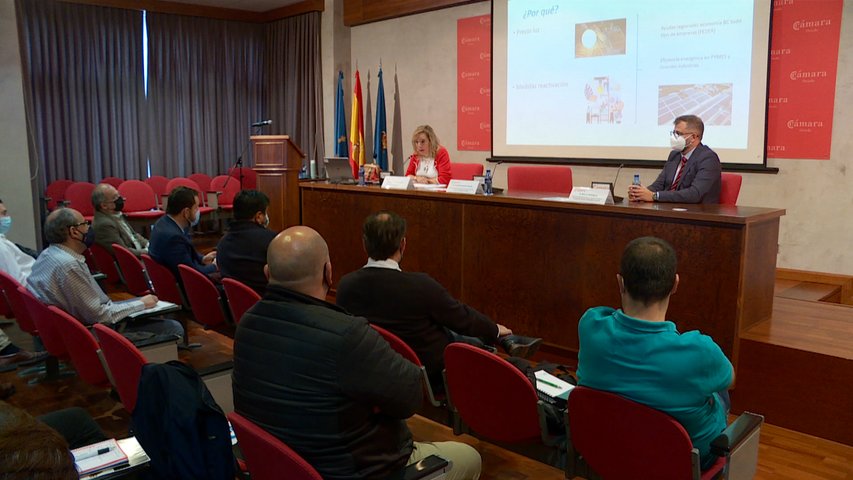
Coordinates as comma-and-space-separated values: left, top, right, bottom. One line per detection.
216, 190, 276, 296
628, 114, 721, 204
149, 186, 217, 280
92, 183, 148, 256
27, 208, 183, 338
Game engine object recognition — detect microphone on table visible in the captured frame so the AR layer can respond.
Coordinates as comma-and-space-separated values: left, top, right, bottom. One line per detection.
612, 163, 625, 203
251, 120, 272, 127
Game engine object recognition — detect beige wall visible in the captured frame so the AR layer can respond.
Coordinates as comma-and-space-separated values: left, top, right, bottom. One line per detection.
0, 0, 38, 248
335, 1, 852, 275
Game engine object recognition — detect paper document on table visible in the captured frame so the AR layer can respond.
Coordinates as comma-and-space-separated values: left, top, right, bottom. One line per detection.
534, 370, 574, 401
73, 438, 128, 475
127, 300, 180, 319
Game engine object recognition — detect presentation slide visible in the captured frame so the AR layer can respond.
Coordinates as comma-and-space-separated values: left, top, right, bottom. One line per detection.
492, 0, 772, 165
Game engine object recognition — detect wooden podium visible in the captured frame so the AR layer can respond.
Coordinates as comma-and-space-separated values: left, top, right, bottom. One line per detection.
251, 135, 305, 232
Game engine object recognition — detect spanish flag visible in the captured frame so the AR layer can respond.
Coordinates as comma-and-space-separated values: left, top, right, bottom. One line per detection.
349, 70, 365, 178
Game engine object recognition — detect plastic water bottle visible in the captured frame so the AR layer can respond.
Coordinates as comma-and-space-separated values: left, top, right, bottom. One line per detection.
358, 166, 366, 186
633, 174, 641, 186
309, 159, 317, 179
484, 169, 493, 195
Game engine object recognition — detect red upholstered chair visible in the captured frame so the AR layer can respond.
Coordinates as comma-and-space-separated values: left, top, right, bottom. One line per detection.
64, 182, 97, 220
370, 324, 443, 407
48, 305, 110, 387
0, 271, 38, 337
450, 163, 484, 180
141, 254, 185, 306
178, 265, 229, 328
566, 386, 763, 480
144, 175, 170, 209
113, 244, 152, 296
0, 290, 10, 319
93, 323, 148, 413
164, 178, 215, 216
228, 412, 323, 480
207, 175, 240, 210
45, 179, 74, 210
507, 166, 573, 194
88, 243, 122, 285
720, 173, 743, 206
18, 287, 68, 361
228, 166, 257, 190
101, 176, 124, 188
118, 180, 165, 221
443, 343, 550, 444
188, 173, 213, 195
222, 278, 260, 325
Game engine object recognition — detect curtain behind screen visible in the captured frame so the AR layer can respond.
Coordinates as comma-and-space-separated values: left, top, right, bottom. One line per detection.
265, 13, 325, 165
145, 14, 265, 178
16, 0, 146, 184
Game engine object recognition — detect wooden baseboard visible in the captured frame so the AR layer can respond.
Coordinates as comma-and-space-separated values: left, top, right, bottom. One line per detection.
776, 268, 853, 305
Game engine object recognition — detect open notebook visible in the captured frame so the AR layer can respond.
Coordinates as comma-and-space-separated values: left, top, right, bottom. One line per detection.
534, 370, 575, 407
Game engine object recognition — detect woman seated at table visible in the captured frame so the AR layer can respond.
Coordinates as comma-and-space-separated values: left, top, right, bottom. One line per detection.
405, 125, 452, 185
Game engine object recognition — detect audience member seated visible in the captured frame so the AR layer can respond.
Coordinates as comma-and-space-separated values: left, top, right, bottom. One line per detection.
216, 190, 276, 295
233, 226, 481, 480
91, 183, 148, 256
0, 401, 80, 479
336, 211, 542, 392
405, 125, 452, 185
27, 208, 183, 340
576, 236, 733, 470
0, 198, 51, 369
148, 186, 217, 281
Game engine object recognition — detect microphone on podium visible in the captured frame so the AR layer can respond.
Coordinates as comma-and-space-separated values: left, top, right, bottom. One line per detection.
612, 163, 625, 203
251, 120, 272, 127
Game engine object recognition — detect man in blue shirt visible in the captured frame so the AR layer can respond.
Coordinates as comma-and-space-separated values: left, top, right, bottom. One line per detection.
577, 236, 733, 469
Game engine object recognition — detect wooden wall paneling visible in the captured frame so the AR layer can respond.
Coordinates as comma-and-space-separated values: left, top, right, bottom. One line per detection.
343, 0, 482, 26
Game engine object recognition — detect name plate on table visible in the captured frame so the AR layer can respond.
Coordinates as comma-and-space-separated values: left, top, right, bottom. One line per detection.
446, 179, 484, 195
566, 186, 614, 205
381, 176, 414, 190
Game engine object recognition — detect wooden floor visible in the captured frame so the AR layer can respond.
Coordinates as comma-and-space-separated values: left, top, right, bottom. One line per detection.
1, 265, 851, 479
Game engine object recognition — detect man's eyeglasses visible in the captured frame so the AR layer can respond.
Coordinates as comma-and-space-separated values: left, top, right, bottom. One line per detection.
671, 130, 695, 137
71, 220, 91, 228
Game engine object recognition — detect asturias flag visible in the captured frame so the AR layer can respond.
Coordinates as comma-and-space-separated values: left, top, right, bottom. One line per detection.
334, 71, 348, 158
373, 67, 388, 171
349, 70, 365, 178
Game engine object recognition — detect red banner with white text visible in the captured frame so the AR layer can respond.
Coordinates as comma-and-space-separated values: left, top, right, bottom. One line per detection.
457, 15, 491, 151
766, 0, 843, 159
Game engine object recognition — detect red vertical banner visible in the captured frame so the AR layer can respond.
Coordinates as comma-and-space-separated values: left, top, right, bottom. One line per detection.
766, 0, 843, 159
457, 15, 491, 151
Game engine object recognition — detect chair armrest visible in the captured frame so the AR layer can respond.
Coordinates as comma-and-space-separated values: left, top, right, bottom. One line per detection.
711, 412, 764, 456
403, 454, 450, 480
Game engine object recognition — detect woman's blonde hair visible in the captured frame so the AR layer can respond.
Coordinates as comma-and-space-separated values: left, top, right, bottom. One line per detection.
411, 125, 440, 158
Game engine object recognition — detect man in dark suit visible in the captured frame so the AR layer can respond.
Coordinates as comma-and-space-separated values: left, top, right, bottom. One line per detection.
91, 183, 148, 256
629, 114, 721, 204
216, 190, 276, 295
336, 211, 541, 391
148, 186, 217, 280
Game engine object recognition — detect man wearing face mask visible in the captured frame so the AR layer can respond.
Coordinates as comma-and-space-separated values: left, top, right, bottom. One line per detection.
27, 208, 183, 337
0, 199, 50, 375
148, 186, 217, 281
628, 114, 721, 204
215, 190, 276, 296
91, 183, 149, 256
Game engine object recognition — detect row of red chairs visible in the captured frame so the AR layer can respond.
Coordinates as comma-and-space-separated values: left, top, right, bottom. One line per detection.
85, 242, 260, 331
45, 168, 257, 217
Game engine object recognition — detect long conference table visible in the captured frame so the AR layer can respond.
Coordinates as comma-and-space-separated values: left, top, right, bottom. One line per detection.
299, 182, 785, 369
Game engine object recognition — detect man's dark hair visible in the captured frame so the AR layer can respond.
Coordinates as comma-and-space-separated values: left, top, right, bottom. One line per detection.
233, 190, 269, 221
620, 236, 677, 305
674, 114, 705, 139
166, 186, 198, 215
362, 211, 406, 261
43, 208, 77, 245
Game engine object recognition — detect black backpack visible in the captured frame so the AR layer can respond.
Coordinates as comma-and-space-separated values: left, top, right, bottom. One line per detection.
131, 360, 236, 480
